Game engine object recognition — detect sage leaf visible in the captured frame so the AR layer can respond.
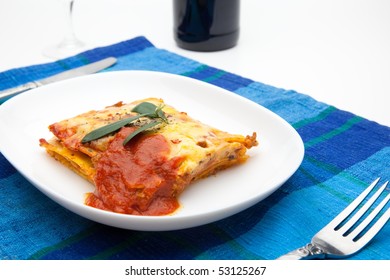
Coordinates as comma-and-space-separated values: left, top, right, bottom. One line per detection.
123, 120, 162, 146
131, 102, 159, 116
81, 101, 168, 145
132, 102, 168, 122
81, 113, 148, 143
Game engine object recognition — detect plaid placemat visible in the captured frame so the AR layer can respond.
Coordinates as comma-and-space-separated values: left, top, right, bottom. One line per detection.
1, 36, 389, 260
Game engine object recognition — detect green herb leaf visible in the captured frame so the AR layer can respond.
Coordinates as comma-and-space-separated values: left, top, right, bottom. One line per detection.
132, 102, 168, 123
81, 113, 148, 143
131, 102, 159, 116
123, 120, 162, 145
81, 101, 168, 145
156, 104, 168, 123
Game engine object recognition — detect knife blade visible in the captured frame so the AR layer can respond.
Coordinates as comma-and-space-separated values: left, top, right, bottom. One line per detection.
0, 57, 117, 103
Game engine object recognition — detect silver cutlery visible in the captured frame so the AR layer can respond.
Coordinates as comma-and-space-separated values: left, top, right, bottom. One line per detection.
277, 178, 389, 259
0, 57, 117, 102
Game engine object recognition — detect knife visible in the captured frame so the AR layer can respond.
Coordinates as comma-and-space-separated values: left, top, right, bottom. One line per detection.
0, 57, 117, 102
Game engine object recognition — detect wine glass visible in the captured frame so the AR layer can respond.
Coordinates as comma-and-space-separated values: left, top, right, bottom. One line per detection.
43, 0, 86, 59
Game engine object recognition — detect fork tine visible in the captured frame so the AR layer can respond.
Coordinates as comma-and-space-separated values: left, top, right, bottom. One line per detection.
338, 180, 388, 235
351, 183, 390, 246
356, 191, 390, 247
327, 178, 380, 230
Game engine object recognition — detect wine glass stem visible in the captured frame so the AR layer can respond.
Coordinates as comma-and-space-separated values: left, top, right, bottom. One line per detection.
63, 0, 79, 44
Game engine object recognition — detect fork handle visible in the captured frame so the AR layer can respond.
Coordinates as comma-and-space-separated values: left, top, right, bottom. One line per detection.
277, 243, 326, 260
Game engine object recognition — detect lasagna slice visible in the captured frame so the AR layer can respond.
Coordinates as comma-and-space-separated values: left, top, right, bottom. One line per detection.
39, 98, 258, 216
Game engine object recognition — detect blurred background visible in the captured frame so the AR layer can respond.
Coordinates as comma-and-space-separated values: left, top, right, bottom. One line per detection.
1, 0, 389, 126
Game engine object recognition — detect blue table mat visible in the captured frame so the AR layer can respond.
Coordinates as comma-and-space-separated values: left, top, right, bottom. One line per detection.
0, 36, 389, 260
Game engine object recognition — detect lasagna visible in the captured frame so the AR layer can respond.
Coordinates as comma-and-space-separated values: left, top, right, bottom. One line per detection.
39, 98, 258, 216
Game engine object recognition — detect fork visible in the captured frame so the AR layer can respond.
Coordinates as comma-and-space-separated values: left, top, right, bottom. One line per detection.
277, 178, 390, 259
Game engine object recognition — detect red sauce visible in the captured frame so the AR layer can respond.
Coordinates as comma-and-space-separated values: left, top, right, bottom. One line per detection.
86, 126, 186, 216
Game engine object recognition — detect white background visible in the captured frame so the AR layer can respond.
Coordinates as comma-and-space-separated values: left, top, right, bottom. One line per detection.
0, 260, 389, 279
1, 0, 389, 126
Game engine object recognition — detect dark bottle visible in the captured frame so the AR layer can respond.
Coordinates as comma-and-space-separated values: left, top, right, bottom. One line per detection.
173, 0, 240, 51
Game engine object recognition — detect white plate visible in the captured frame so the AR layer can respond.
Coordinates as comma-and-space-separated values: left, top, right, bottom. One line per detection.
0, 71, 304, 231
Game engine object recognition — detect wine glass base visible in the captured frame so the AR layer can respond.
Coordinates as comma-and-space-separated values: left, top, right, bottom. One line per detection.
43, 39, 88, 59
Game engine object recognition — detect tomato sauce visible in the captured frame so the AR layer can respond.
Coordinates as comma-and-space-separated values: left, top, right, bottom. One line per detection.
86, 126, 186, 216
